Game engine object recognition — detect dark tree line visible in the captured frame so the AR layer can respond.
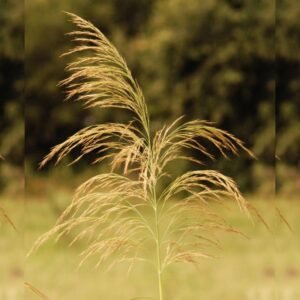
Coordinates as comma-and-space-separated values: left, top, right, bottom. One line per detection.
0, 0, 299, 195
0, 0, 24, 192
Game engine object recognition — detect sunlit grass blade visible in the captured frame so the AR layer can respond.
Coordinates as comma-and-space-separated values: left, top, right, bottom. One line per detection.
24, 282, 50, 300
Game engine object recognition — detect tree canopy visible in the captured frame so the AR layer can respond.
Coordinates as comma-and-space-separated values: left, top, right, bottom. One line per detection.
0, 0, 299, 195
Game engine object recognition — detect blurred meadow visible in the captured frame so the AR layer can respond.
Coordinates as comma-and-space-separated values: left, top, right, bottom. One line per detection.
1, 0, 300, 299
19, 182, 300, 299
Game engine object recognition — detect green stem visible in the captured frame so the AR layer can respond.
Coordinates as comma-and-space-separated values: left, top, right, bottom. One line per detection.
146, 120, 163, 300
154, 204, 164, 300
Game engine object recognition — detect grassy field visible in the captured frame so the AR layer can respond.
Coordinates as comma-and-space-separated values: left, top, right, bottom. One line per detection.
1, 183, 299, 300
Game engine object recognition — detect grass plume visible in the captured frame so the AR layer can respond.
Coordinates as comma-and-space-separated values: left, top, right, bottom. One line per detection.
31, 13, 254, 300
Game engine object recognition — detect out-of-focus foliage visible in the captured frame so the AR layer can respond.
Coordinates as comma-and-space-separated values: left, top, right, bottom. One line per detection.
277, 0, 300, 196
0, 0, 24, 193
133, 0, 276, 193
1, 0, 299, 194
25, 0, 155, 171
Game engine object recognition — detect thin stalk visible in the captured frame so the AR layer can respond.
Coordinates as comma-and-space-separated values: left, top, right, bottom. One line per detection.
146, 112, 163, 300
154, 202, 164, 300
150, 173, 164, 300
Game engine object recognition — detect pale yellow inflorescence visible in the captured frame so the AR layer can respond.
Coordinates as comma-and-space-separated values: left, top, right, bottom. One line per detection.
30, 13, 256, 300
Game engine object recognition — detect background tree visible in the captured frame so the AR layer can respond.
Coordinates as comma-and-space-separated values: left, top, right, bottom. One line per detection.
0, 0, 24, 193
277, 0, 300, 195
0, 0, 298, 195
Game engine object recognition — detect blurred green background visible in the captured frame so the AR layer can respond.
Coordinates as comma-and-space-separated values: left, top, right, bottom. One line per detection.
0, 0, 24, 195
1, 1, 300, 299
1, 0, 299, 196
25, 0, 275, 194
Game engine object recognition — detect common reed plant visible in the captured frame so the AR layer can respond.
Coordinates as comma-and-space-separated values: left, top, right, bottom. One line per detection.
31, 13, 255, 300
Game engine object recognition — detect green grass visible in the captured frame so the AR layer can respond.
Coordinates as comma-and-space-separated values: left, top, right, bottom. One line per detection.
2, 189, 299, 300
